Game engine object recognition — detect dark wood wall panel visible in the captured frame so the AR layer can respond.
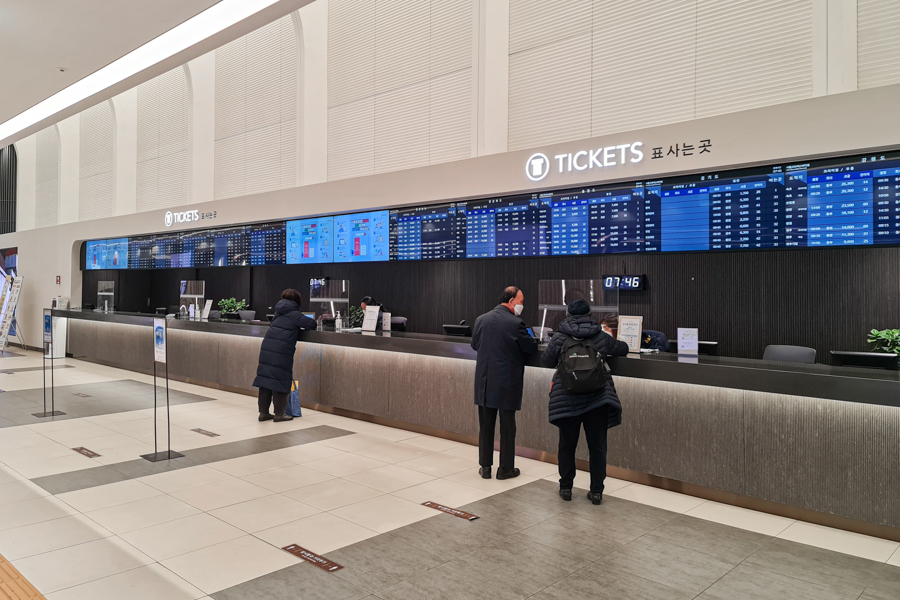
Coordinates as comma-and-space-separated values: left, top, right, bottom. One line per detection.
84, 246, 900, 362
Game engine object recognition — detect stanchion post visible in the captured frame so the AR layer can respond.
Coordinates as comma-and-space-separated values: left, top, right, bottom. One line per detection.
142, 316, 183, 462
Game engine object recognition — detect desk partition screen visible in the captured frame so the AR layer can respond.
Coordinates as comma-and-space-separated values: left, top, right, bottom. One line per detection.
84, 150, 900, 270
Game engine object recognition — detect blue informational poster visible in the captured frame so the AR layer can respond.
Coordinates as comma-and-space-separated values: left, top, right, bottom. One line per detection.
286, 217, 334, 264
333, 211, 389, 262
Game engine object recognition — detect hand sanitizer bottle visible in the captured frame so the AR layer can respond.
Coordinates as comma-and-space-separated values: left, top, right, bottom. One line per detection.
334, 311, 342, 331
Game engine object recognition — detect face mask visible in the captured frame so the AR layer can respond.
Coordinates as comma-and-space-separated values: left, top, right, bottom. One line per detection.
514, 303, 524, 316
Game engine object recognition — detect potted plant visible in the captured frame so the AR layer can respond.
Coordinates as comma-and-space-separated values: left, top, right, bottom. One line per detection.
867, 328, 900, 360
218, 298, 254, 320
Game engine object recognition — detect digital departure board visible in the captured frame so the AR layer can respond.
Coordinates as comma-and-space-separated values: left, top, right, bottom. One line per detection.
84, 150, 900, 271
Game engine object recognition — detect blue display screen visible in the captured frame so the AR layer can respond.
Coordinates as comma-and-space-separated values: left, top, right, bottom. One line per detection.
85, 238, 128, 269
84, 151, 900, 270
334, 211, 389, 262
286, 217, 333, 264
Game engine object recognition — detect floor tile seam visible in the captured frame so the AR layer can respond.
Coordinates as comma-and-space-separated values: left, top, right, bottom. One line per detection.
123, 514, 251, 563
732, 540, 871, 596
774, 526, 900, 563
0, 511, 96, 538
631, 522, 776, 564
6, 527, 122, 566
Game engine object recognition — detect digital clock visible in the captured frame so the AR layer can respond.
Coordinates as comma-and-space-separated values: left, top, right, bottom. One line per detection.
602, 275, 645, 290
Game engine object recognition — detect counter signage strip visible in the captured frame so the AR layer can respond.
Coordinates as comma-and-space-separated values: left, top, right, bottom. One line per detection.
85, 150, 900, 270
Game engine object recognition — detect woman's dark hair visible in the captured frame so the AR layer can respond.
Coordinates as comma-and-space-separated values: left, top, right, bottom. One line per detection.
499, 286, 520, 304
281, 289, 303, 305
360, 295, 378, 306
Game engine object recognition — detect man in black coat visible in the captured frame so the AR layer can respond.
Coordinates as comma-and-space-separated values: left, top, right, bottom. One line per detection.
471, 286, 538, 480
254, 289, 317, 422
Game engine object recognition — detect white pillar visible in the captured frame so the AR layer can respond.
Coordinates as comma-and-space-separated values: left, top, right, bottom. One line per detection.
14, 135, 36, 231
827, 0, 858, 94
812, 0, 828, 97
475, 0, 509, 156
297, 2, 328, 185
186, 54, 216, 204
57, 115, 80, 224
111, 90, 137, 215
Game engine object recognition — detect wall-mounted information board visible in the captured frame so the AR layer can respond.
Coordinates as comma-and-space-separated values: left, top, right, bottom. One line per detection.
84, 150, 900, 270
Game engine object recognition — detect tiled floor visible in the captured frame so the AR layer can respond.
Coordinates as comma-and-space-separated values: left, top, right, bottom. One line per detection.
0, 350, 895, 599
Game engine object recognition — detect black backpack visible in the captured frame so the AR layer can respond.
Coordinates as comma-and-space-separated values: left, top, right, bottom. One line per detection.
558, 336, 609, 393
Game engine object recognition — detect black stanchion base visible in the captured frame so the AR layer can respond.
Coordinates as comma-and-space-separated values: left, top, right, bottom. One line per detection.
32, 411, 66, 417
140, 450, 186, 462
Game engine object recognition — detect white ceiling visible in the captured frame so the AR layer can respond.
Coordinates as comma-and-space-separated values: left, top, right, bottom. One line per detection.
0, 0, 223, 125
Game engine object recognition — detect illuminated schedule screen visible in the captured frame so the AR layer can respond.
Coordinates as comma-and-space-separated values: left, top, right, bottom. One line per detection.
85, 151, 900, 270
286, 217, 333, 264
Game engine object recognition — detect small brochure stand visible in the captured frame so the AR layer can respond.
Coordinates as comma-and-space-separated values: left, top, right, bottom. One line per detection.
37, 307, 65, 418
142, 317, 185, 462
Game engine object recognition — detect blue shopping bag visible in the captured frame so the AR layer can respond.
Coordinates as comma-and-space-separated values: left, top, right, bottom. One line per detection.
285, 380, 303, 417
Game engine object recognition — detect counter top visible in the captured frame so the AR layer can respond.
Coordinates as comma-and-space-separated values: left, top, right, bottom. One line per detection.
52, 309, 900, 407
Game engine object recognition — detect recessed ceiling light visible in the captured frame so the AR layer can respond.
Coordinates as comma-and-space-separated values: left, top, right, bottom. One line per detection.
57, 67, 68, 73
0, 0, 280, 144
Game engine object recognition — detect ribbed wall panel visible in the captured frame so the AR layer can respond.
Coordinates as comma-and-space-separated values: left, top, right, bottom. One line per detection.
858, 0, 900, 89
591, 0, 696, 136
430, 0, 473, 77
214, 15, 298, 200
375, 0, 430, 95
328, 0, 376, 107
375, 81, 430, 174
136, 67, 189, 212
430, 68, 473, 165
35, 126, 60, 229
79, 101, 114, 221
328, 0, 473, 180
509, 0, 592, 54
0, 146, 15, 234
328, 97, 375, 181
508, 32, 592, 151
695, 0, 813, 118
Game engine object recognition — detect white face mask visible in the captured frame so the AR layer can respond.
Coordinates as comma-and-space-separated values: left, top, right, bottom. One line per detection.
514, 303, 524, 316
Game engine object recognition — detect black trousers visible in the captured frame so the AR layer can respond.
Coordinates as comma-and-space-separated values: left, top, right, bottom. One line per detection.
258, 388, 289, 416
478, 406, 517, 471
555, 406, 609, 494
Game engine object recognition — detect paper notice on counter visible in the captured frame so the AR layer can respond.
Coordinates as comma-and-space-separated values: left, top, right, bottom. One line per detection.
382, 311, 391, 331
362, 305, 381, 332
677, 328, 698, 356
617, 316, 643, 353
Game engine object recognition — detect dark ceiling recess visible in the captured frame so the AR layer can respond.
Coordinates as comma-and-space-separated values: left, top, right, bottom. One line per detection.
0, 145, 16, 234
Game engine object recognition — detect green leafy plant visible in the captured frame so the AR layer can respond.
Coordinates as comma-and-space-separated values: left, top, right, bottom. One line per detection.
347, 305, 365, 328
867, 328, 900, 355
218, 298, 248, 314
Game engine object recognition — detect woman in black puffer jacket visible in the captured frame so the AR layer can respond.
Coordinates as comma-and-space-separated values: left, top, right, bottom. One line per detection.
541, 299, 629, 504
253, 289, 316, 422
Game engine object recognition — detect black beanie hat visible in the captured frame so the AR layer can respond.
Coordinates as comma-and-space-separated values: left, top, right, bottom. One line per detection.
567, 299, 590, 316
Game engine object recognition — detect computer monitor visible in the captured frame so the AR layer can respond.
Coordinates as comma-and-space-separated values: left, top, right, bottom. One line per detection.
303, 312, 316, 319
443, 324, 472, 337
830, 351, 899, 370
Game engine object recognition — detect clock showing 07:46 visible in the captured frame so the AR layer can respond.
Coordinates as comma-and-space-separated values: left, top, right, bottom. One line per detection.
602, 275, 645, 290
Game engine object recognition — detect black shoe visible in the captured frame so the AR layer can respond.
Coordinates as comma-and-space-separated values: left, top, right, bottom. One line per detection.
587, 491, 602, 505
258, 413, 274, 422
559, 488, 572, 501
274, 414, 294, 422
479, 467, 492, 479
496, 467, 520, 480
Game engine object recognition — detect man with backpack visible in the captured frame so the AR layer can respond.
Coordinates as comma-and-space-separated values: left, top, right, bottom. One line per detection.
471, 286, 538, 480
541, 299, 629, 504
